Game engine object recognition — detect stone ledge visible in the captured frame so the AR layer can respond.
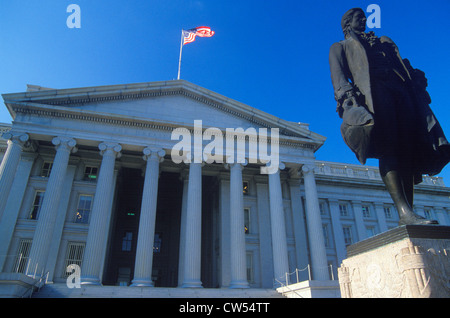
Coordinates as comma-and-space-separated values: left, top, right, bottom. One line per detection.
347, 225, 450, 258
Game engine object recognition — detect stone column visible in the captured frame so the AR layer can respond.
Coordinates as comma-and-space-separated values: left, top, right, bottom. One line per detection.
267, 163, 290, 284
374, 202, 388, 233
81, 142, 122, 285
228, 162, 250, 288
352, 200, 367, 241
177, 171, 189, 286
181, 161, 203, 288
218, 173, 231, 287
302, 164, 330, 281
255, 179, 274, 288
27, 137, 77, 276
131, 148, 165, 287
0, 152, 36, 272
328, 199, 347, 265
0, 132, 29, 216
288, 178, 310, 282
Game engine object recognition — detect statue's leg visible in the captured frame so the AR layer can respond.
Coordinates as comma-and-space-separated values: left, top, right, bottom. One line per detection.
400, 169, 414, 208
379, 159, 438, 225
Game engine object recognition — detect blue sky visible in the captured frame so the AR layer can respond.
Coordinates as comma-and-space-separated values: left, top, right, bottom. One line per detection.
1, 0, 449, 185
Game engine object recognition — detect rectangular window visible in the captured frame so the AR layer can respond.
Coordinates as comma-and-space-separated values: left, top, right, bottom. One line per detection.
342, 226, 353, 246
74, 194, 93, 224
362, 205, 371, 218
40, 161, 53, 178
384, 206, 392, 219
30, 191, 45, 220
246, 253, 254, 283
14, 239, 32, 274
339, 204, 348, 217
424, 209, 432, 220
84, 166, 99, 181
63, 242, 85, 278
122, 232, 133, 252
244, 208, 250, 234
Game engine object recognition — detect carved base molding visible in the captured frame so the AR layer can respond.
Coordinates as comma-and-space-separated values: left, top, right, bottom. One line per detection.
338, 225, 450, 298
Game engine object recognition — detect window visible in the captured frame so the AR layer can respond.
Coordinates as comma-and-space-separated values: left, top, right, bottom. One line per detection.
384, 206, 392, 219
243, 181, 249, 195
342, 226, 353, 246
63, 242, 85, 278
424, 209, 432, 220
339, 204, 348, 217
246, 253, 254, 283
362, 205, 371, 218
83, 166, 98, 181
30, 191, 45, 220
244, 208, 250, 234
121, 232, 133, 252
14, 239, 32, 274
40, 161, 53, 178
74, 195, 93, 224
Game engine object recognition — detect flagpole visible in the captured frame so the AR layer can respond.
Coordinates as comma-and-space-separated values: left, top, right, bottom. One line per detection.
177, 30, 184, 80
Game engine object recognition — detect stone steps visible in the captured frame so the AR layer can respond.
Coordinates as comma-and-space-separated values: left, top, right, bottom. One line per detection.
32, 283, 286, 298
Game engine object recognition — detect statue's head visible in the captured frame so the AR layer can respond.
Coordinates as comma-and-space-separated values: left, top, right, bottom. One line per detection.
341, 8, 367, 37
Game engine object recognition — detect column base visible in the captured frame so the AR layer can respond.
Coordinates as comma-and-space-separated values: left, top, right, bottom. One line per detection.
181, 279, 203, 288
130, 279, 154, 287
229, 280, 250, 289
80, 276, 102, 286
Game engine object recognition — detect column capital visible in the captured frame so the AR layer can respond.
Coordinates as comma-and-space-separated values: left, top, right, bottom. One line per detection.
261, 161, 285, 175
52, 136, 77, 153
301, 164, 316, 175
2, 132, 29, 146
98, 142, 122, 158
224, 160, 247, 171
143, 147, 165, 162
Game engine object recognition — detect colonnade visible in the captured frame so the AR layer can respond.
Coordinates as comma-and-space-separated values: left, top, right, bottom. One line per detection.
0, 132, 331, 286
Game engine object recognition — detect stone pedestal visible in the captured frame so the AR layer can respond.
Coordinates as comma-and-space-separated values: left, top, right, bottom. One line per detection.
338, 225, 450, 298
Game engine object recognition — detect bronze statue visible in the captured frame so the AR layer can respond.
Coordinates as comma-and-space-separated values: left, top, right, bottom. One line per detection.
329, 8, 450, 225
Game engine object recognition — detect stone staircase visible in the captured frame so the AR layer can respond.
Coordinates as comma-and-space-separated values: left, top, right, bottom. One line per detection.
32, 283, 286, 298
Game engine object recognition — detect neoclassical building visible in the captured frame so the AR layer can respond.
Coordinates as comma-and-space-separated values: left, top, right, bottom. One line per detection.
0, 80, 449, 297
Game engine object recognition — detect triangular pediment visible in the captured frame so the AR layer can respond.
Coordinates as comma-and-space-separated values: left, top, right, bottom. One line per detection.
2, 80, 326, 150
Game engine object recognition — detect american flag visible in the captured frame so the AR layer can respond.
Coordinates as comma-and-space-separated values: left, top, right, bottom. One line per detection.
183, 26, 215, 45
